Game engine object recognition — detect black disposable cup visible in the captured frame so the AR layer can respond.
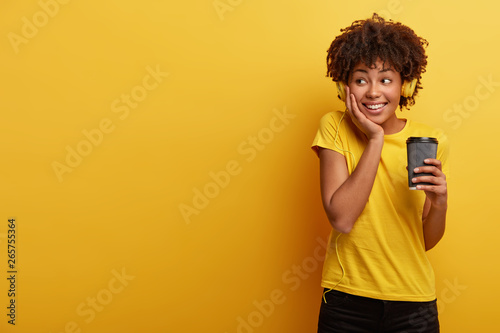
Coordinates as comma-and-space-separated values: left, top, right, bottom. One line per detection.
406, 137, 438, 190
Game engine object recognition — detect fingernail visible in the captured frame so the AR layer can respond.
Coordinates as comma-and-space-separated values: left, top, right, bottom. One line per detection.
416, 185, 422, 190
412, 178, 417, 182
424, 159, 429, 163
414, 168, 419, 172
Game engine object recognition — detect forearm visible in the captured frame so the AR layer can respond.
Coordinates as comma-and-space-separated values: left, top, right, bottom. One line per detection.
324, 137, 383, 233
423, 204, 447, 251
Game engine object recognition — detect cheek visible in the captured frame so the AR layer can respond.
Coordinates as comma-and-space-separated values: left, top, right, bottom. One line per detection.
386, 88, 401, 102
348, 87, 364, 101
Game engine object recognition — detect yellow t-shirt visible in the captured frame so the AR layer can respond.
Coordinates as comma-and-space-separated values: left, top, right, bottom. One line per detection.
312, 111, 450, 301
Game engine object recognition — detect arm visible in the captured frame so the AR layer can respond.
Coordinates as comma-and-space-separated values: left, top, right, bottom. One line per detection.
413, 159, 448, 250
319, 90, 384, 233
319, 137, 383, 233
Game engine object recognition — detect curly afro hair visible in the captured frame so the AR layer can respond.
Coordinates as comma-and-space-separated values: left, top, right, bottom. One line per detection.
326, 13, 428, 109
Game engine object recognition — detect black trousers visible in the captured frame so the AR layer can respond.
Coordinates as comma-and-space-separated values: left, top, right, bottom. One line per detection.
318, 289, 439, 333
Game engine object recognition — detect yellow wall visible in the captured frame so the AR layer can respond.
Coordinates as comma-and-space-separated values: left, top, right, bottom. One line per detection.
1, 0, 499, 332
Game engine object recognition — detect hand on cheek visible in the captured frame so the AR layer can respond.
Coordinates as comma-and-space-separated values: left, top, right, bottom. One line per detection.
345, 86, 384, 140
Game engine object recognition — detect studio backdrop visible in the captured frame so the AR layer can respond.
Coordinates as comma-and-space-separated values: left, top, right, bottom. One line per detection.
1, 0, 499, 332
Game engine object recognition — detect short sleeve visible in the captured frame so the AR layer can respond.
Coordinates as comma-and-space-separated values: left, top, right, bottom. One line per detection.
311, 111, 346, 157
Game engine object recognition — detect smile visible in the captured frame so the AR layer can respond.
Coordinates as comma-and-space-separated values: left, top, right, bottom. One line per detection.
364, 103, 387, 110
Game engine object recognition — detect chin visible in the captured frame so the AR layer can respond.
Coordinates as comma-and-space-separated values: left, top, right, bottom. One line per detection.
362, 112, 385, 122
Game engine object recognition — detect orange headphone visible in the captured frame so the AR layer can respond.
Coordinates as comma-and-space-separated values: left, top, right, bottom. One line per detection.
336, 79, 417, 102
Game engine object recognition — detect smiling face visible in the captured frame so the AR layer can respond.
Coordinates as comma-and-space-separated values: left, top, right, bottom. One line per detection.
348, 59, 405, 134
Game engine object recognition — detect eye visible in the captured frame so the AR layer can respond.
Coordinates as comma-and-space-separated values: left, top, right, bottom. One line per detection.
382, 78, 392, 84
355, 78, 367, 85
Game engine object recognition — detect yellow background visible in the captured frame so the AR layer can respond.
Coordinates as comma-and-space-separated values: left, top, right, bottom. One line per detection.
1, 0, 499, 332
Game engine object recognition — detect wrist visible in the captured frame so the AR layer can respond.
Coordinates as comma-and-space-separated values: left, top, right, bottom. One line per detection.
368, 132, 384, 144
430, 200, 448, 212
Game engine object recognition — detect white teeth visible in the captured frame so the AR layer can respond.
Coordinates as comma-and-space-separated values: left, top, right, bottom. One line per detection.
365, 104, 385, 110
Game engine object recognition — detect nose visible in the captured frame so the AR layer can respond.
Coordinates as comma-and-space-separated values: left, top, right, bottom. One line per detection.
366, 83, 382, 99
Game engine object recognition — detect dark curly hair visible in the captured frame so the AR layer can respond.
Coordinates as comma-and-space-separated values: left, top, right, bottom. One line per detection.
326, 13, 428, 109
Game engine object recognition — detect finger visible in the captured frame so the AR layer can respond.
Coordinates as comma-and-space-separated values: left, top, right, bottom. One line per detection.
349, 93, 366, 125
412, 175, 446, 185
345, 85, 352, 111
413, 166, 445, 178
416, 184, 438, 191
348, 91, 362, 116
416, 184, 447, 194
423, 158, 442, 170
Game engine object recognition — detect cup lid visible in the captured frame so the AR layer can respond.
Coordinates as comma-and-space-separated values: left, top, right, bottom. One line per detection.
406, 137, 438, 144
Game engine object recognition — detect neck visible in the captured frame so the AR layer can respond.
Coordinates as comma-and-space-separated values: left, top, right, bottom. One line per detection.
382, 116, 406, 135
